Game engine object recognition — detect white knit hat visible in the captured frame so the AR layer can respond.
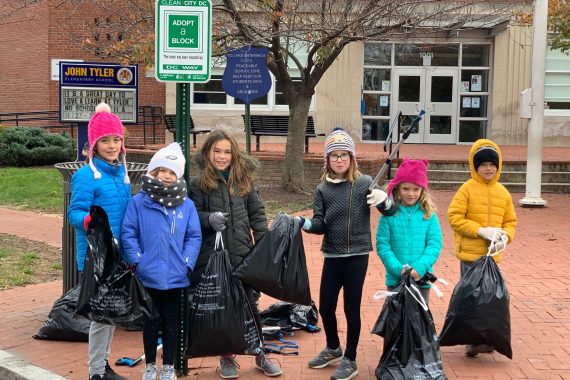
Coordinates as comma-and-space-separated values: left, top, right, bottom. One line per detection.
147, 142, 186, 179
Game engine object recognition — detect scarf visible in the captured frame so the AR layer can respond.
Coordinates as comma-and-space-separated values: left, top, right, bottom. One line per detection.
141, 174, 187, 208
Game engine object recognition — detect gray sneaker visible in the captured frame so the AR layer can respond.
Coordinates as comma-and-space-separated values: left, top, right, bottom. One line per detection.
308, 346, 343, 369
255, 353, 283, 377
331, 357, 358, 380
219, 355, 239, 379
159, 364, 176, 380
142, 363, 158, 380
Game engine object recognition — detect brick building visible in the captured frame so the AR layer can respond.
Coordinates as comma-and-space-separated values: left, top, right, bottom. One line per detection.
0, 0, 166, 145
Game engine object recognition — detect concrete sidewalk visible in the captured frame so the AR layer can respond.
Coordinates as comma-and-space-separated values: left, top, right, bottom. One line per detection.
0, 190, 569, 379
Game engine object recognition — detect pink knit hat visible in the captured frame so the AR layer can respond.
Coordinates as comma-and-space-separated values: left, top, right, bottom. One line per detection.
87, 103, 129, 183
386, 159, 428, 195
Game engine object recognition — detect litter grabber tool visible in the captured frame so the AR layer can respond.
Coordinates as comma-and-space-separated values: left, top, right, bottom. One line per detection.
368, 110, 426, 191
116, 341, 163, 367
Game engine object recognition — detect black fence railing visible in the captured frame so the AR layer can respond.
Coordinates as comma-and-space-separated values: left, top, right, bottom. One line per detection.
0, 106, 166, 145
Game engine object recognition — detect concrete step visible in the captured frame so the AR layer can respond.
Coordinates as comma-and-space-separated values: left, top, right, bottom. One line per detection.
427, 169, 570, 184
429, 180, 570, 193
391, 162, 570, 172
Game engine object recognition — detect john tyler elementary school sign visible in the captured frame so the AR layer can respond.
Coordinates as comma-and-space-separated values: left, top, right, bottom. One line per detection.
59, 62, 138, 123
155, 0, 212, 82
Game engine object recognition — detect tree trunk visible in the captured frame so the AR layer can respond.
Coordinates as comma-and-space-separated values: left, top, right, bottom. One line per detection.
282, 96, 312, 192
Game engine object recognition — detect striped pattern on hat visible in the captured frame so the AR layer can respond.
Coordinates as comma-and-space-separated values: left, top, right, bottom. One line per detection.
324, 128, 355, 158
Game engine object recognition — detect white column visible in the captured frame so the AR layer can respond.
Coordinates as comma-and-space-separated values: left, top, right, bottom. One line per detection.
519, 0, 548, 207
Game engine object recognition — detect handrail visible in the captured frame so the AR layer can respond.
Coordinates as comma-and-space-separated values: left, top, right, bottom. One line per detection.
383, 111, 403, 180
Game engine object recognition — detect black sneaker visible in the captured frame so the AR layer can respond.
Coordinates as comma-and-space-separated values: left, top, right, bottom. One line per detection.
89, 375, 105, 380
104, 361, 127, 380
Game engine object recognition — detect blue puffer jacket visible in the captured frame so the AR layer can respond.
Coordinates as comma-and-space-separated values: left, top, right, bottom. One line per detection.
376, 202, 442, 287
121, 191, 202, 290
68, 157, 131, 272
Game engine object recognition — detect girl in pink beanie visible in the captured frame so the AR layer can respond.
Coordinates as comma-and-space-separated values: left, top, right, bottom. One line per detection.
68, 102, 131, 380
376, 158, 442, 304
87, 102, 129, 183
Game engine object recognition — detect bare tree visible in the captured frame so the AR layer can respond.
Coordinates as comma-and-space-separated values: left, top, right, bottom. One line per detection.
214, 0, 527, 191
11, 0, 528, 191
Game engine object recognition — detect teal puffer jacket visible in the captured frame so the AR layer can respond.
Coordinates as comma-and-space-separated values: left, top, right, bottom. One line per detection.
376, 202, 442, 287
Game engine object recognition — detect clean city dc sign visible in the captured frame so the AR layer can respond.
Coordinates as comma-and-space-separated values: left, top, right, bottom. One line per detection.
59, 62, 138, 123
155, 0, 211, 82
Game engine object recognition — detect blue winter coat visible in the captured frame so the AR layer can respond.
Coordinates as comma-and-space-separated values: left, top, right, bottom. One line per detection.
376, 202, 442, 287
68, 157, 131, 271
121, 190, 202, 290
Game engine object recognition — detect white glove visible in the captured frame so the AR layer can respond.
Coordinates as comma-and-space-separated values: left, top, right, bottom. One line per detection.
295, 216, 311, 231
367, 189, 388, 206
477, 227, 506, 241
490, 234, 508, 253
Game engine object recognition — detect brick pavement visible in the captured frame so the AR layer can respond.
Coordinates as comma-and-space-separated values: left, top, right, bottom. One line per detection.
1, 190, 569, 379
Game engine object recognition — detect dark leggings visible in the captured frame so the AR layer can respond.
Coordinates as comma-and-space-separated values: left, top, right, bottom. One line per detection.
319, 255, 368, 361
143, 287, 181, 365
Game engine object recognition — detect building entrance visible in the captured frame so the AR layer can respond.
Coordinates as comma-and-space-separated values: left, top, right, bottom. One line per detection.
393, 68, 458, 144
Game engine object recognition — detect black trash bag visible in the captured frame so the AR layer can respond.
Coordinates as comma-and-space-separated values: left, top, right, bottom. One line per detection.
187, 232, 263, 358
75, 206, 158, 326
372, 271, 446, 380
438, 255, 512, 359
234, 213, 311, 306
33, 284, 90, 342
260, 301, 318, 332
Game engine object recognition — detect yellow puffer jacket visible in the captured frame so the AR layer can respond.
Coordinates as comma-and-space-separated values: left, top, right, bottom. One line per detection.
447, 139, 517, 263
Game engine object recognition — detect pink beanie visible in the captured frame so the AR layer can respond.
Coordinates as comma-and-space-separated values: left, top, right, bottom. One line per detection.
87, 103, 129, 183
386, 159, 428, 195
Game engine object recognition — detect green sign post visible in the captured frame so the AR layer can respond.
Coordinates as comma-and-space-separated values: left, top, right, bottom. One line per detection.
155, 1, 212, 376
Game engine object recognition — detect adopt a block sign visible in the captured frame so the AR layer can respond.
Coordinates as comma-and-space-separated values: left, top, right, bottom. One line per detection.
155, 0, 211, 83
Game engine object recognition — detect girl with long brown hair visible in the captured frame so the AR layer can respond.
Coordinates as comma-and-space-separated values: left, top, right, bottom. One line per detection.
189, 129, 282, 379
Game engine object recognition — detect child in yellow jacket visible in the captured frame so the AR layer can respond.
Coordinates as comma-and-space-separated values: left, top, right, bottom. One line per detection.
447, 138, 517, 357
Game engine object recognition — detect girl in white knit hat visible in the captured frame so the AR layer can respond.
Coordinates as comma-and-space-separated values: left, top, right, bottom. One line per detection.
121, 143, 202, 380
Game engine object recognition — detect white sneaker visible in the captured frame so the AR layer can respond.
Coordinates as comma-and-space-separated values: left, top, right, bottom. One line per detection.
160, 364, 177, 380
142, 363, 158, 380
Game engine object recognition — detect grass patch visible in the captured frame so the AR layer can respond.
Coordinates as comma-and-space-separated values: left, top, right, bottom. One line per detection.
0, 167, 315, 219
0, 233, 62, 290
258, 185, 314, 220
0, 167, 62, 214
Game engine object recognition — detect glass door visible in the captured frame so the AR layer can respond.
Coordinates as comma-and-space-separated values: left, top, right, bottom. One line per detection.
393, 69, 425, 144
425, 69, 457, 143
393, 68, 458, 143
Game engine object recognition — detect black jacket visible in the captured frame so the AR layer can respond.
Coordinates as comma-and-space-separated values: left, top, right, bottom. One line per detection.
306, 174, 395, 256
189, 169, 267, 285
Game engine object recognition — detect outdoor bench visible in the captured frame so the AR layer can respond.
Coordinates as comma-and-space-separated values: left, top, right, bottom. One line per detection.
242, 114, 324, 153
164, 114, 211, 147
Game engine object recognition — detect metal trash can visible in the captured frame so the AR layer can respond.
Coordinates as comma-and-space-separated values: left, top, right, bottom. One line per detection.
54, 162, 148, 294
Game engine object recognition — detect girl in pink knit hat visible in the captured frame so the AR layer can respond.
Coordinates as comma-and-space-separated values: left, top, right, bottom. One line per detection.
68, 102, 130, 380
376, 158, 442, 304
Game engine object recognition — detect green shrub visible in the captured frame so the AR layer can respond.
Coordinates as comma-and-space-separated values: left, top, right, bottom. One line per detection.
0, 127, 75, 166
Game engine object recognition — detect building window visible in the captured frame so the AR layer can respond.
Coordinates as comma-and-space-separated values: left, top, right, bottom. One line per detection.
363, 42, 491, 143
545, 46, 570, 113
190, 42, 313, 111
362, 43, 392, 141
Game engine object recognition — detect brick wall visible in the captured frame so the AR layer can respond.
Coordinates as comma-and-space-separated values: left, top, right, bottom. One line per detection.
127, 149, 384, 189
0, 0, 166, 145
